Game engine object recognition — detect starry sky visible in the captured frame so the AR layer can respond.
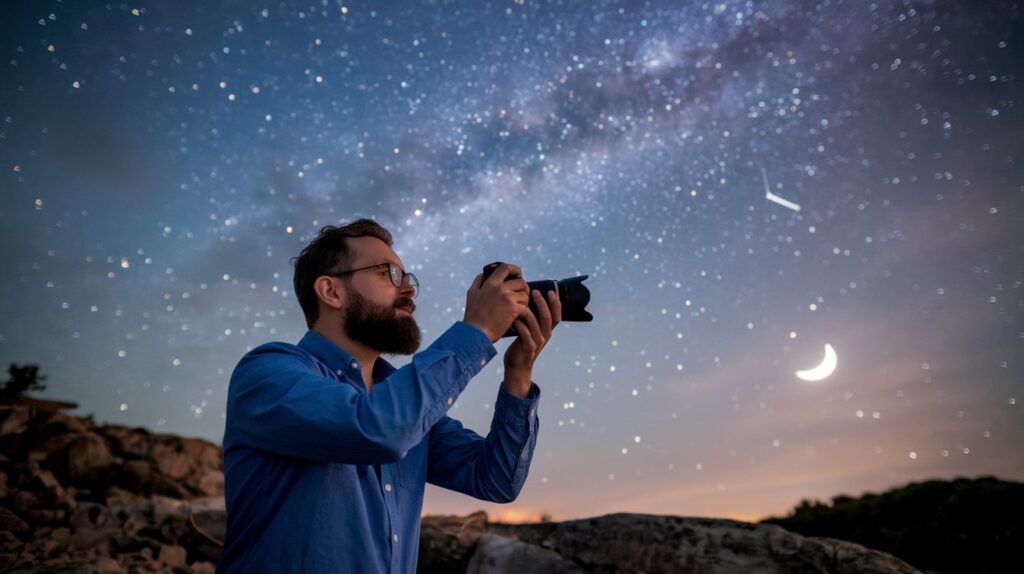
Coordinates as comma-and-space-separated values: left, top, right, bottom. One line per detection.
2, 0, 1022, 523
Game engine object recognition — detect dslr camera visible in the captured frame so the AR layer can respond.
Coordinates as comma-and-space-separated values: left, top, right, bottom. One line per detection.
481, 262, 593, 338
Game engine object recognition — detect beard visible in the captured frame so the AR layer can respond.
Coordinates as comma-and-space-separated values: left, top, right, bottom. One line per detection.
342, 287, 421, 355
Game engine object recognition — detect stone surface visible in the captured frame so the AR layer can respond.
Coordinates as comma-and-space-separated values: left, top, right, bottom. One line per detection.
0, 401, 226, 573
466, 534, 584, 573
485, 513, 922, 574
156, 543, 187, 568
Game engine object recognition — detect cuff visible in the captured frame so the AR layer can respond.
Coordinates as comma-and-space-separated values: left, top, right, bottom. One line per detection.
495, 382, 541, 424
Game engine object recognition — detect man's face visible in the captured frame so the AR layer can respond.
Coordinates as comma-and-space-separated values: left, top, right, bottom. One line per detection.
337, 237, 421, 355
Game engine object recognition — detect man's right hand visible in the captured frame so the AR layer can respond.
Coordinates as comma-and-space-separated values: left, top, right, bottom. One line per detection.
463, 263, 530, 343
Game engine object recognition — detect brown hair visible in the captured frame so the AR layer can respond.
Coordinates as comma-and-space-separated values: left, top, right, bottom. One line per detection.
291, 219, 393, 329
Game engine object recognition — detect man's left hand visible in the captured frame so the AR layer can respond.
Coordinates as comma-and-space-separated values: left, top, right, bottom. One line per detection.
503, 289, 561, 398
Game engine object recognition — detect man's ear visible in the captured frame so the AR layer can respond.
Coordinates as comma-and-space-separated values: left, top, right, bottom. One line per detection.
315, 276, 346, 313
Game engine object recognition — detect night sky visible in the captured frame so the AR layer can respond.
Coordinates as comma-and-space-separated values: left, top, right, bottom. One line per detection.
2, 0, 1022, 522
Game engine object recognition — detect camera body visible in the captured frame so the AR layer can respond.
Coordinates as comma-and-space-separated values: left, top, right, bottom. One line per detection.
481, 262, 593, 338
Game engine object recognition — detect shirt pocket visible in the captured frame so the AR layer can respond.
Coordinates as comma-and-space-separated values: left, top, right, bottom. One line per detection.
393, 447, 425, 493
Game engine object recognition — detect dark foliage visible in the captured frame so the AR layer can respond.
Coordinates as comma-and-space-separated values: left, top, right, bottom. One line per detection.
0, 363, 48, 401
762, 476, 1024, 574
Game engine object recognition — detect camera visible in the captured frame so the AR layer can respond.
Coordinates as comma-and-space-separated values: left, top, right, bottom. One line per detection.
481, 262, 593, 338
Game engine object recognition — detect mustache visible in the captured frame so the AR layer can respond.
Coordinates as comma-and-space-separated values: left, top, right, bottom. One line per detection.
395, 299, 416, 313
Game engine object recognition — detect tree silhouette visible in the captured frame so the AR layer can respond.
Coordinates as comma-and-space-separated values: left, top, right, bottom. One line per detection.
1, 363, 48, 401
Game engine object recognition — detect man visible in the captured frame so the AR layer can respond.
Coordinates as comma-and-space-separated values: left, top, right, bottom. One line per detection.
217, 218, 560, 572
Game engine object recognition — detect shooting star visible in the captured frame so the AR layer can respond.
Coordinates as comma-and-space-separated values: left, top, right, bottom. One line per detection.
761, 166, 801, 212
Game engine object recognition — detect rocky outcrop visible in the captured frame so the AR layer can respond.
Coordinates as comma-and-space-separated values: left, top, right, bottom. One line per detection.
421, 512, 923, 573
0, 400, 223, 573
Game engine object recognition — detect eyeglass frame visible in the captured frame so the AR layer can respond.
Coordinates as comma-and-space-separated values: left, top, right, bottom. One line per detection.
326, 263, 419, 297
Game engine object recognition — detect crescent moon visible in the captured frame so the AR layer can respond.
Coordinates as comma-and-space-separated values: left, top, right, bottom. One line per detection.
796, 344, 838, 382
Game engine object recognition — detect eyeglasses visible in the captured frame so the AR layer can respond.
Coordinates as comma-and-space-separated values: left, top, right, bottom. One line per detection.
327, 263, 419, 298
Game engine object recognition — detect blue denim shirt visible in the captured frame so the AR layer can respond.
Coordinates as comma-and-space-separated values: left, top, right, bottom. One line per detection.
217, 321, 541, 573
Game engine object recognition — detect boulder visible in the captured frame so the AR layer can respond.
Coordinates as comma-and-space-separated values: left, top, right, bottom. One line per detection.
0, 407, 31, 436
0, 506, 30, 535
418, 511, 489, 572
467, 534, 584, 573
104, 426, 152, 459
156, 544, 187, 568
488, 513, 922, 574
54, 434, 113, 483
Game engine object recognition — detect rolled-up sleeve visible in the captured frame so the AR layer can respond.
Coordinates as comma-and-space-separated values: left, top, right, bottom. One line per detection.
225, 321, 496, 464
426, 383, 541, 503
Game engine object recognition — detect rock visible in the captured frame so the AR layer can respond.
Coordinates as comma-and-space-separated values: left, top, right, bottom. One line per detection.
92, 556, 121, 573
0, 529, 23, 553
123, 460, 152, 483
55, 434, 113, 483
39, 526, 71, 556
104, 489, 152, 528
151, 495, 189, 525
114, 550, 158, 573
0, 506, 30, 534
119, 460, 189, 498
179, 438, 220, 471
8, 565, 95, 574
68, 502, 110, 530
104, 427, 152, 459
188, 469, 224, 498
467, 534, 584, 573
33, 421, 86, 458
16, 465, 76, 522
68, 526, 119, 554
418, 511, 489, 573
156, 544, 187, 568
0, 406, 31, 436
190, 561, 216, 574
151, 442, 193, 481
489, 513, 922, 574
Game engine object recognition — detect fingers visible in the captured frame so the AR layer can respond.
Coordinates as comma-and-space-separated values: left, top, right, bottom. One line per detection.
532, 290, 553, 334
486, 263, 523, 286
519, 300, 546, 348
469, 272, 484, 291
508, 279, 529, 294
548, 289, 562, 328
512, 318, 537, 353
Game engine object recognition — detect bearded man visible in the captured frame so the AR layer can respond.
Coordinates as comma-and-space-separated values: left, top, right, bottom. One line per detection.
217, 219, 560, 573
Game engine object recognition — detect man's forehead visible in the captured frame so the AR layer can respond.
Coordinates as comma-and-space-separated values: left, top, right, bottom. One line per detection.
348, 236, 403, 266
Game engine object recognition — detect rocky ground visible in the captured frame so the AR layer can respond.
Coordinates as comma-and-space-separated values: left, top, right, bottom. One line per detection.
1, 399, 223, 572
1, 400, 923, 573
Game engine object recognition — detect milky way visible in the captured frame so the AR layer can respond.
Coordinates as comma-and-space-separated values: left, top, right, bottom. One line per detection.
2, 0, 1022, 521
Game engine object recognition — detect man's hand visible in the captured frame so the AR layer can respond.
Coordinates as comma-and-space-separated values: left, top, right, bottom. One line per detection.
503, 289, 561, 398
463, 263, 530, 343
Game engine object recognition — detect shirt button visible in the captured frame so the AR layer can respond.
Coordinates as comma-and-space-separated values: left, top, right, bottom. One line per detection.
480, 359, 486, 366
336, 369, 343, 376
446, 397, 454, 406
384, 483, 392, 492
351, 361, 359, 369
393, 534, 399, 543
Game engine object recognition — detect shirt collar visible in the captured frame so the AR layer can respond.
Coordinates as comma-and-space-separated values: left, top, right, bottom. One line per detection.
297, 330, 397, 384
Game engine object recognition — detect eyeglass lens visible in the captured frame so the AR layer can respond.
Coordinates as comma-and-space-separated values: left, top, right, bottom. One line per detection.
389, 264, 418, 296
